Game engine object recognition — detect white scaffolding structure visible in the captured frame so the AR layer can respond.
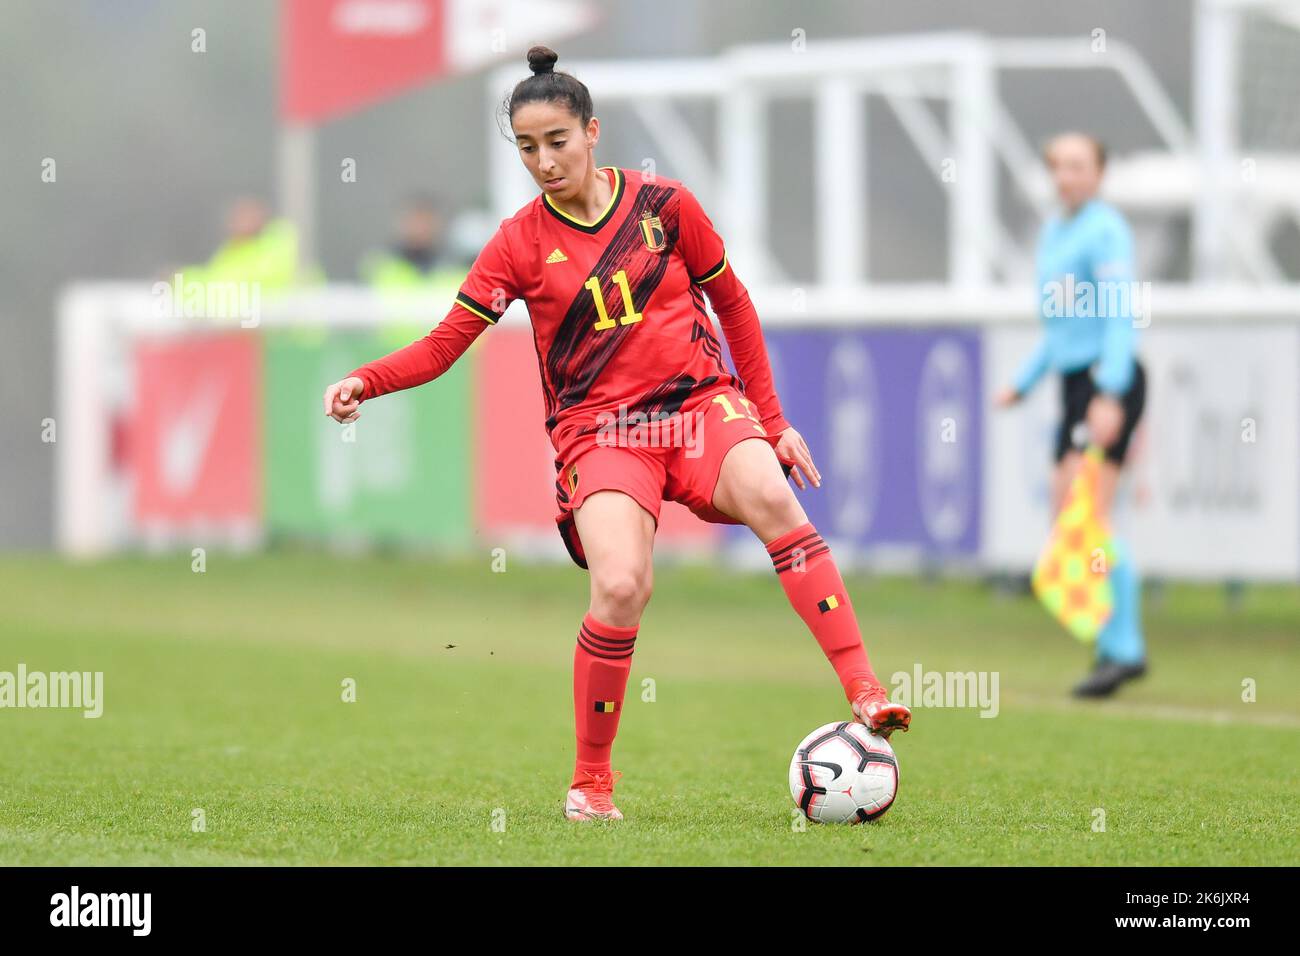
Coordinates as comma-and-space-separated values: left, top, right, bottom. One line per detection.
488, 2, 1300, 288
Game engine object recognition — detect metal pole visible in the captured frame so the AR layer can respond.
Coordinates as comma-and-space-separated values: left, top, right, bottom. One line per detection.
1192, 0, 1239, 281
950, 46, 997, 286
720, 84, 770, 281
277, 123, 316, 277
816, 77, 866, 285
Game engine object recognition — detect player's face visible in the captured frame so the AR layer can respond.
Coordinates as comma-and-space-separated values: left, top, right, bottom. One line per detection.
399, 208, 440, 249
512, 101, 598, 201
226, 198, 267, 239
1046, 135, 1103, 211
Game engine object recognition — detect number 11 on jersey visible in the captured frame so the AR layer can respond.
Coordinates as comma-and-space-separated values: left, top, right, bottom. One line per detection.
586, 270, 644, 331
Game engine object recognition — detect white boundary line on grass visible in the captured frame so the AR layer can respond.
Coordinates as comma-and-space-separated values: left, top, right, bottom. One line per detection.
1007, 692, 1300, 729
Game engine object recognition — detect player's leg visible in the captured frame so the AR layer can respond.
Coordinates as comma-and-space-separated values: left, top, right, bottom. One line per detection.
1075, 365, 1148, 697
710, 435, 911, 737
1074, 459, 1147, 696
575, 488, 656, 625
1092, 457, 1122, 520
1050, 451, 1084, 518
1051, 367, 1093, 518
564, 487, 657, 820
707, 433, 809, 541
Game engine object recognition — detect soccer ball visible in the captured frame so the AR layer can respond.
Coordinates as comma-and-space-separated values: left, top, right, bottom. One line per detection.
789, 721, 899, 824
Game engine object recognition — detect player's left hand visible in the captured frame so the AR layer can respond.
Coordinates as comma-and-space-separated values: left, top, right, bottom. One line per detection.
775, 427, 821, 490
323, 376, 366, 424
1086, 394, 1124, 449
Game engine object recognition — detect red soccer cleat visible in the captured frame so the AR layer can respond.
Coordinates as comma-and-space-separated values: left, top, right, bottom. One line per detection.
564, 769, 624, 821
848, 681, 912, 738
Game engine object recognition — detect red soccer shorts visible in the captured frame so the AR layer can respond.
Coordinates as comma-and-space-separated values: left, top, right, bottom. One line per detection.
554, 385, 787, 569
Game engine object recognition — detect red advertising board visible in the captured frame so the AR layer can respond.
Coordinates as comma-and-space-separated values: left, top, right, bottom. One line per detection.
131, 334, 261, 528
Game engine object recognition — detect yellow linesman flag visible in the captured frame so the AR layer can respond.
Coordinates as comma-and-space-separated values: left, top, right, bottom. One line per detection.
1031, 446, 1116, 642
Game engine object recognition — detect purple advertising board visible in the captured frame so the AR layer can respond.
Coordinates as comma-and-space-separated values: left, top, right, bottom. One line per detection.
726, 327, 983, 557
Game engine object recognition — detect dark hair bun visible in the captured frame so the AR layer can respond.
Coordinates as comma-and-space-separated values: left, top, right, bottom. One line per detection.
527, 45, 558, 76
499, 44, 592, 136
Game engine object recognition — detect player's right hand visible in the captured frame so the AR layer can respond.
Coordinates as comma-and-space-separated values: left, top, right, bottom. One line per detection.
993, 385, 1020, 408
324, 376, 366, 423
774, 426, 821, 490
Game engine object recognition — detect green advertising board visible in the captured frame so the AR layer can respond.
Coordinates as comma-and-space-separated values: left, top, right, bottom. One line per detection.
264, 328, 473, 548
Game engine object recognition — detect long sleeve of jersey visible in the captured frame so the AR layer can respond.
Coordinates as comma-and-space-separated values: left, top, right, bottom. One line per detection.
350, 226, 518, 399
1089, 216, 1138, 396
1013, 334, 1051, 397
676, 187, 791, 435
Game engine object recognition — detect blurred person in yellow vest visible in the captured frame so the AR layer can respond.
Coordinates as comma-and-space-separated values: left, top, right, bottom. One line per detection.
182, 197, 306, 293
169, 192, 327, 338
361, 195, 470, 348
170, 196, 326, 343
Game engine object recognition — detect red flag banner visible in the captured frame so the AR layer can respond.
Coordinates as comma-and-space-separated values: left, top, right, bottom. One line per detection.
280, 0, 599, 125
280, 0, 446, 123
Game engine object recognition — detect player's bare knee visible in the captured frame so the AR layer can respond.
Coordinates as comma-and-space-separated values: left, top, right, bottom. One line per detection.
592, 568, 652, 619
752, 477, 800, 525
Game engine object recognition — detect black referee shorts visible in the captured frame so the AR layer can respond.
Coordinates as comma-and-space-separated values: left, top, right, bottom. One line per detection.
1054, 361, 1146, 465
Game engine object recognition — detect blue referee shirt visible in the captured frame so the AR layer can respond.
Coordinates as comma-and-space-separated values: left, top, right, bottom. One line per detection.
1014, 199, 1141, 397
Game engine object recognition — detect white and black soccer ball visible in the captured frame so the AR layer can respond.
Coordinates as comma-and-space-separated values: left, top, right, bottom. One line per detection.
789, 721, 899, 824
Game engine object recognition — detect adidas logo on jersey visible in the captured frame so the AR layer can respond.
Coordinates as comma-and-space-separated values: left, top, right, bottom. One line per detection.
545, 248, 568, 264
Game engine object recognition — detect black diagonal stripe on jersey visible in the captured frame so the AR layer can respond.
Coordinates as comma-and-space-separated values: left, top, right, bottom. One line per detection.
692, 283, 747, 393
631, 373, 719, 422
696, 332, 724, 372
691, 319, 725, 369
569, 373, 721, 437
687, 286, 728, 375
544, 183, 681, 433
686, 293, 717, 341
531, 325, 558, 426
687, 282, 709, 316
697, 332, 724, 369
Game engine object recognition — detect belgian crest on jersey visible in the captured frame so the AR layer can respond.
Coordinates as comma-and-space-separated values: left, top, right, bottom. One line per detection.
639, 212, 666, 253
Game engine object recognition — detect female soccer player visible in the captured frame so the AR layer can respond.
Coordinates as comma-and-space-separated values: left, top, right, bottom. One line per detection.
995, 132, 1148, 698
323, 46, 910, 821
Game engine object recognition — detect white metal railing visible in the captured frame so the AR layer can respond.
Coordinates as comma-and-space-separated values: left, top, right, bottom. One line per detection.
489, 21, 1300, 288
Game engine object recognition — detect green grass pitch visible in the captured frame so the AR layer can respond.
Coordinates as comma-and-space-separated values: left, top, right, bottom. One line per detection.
0, 552, 1296, 866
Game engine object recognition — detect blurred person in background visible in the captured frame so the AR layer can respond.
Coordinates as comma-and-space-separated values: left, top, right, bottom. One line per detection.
360, 194, 458, 290
181, 196, 305, 292
361, 194, 470, 345
995, 132, 1148, 699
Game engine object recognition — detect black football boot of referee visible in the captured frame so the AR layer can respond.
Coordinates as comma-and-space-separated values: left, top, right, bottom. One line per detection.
1072, 659, 1148, 698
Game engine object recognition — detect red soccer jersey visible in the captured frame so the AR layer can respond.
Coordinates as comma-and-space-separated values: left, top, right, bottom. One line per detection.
350, 166, 790, 466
